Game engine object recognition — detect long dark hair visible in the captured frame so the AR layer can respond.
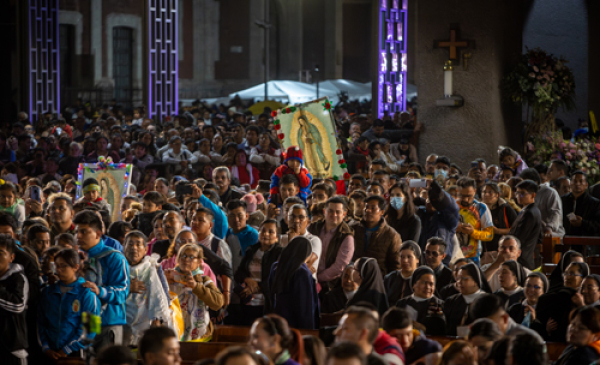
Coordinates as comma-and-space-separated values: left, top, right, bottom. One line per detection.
385, 182, 415, 225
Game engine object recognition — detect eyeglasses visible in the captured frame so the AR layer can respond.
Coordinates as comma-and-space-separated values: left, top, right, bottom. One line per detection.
180, 254, 198, 261
289, 215, 307, 221
525, 284, 542, 290
563, 272, 583, 277
425, 250, 441, 257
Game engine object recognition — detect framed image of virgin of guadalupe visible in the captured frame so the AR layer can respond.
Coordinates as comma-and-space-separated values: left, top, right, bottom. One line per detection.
76, 160, 133, 223
273, 97, 349, 185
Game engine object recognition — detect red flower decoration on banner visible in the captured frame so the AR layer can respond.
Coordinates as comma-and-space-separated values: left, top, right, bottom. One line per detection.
271, 111, 278, 117
285, 107, 291, 113
278, 134, 285, 140
338, 159, 346, 164
274, 124, 281, 130
343, 172, 351, 179
336, 149, 342, 155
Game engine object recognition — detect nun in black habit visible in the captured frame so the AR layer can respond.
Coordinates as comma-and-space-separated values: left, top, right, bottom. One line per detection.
268, 236, 320, 329
384, 241, 422, 306
548, 250, 584, 289
396, 266, 446, 336
320, 265, 359, 314
347, 257, 389, 316
439, 258, 470, 300
442, 262, 492, 336
508, 271, 548, 326
494, 260, 527, 309
531, 261, 590, 342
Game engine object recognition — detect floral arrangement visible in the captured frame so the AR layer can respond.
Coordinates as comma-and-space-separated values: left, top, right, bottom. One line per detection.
528, 131, 600, 184
504, 47, 576, 114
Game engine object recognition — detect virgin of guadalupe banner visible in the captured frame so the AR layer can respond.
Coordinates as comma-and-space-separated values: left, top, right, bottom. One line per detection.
77, 162, 133, 223
273, 97, 349, 182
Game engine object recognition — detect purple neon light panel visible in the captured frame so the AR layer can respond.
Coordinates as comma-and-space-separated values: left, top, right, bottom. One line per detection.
28, 0, 60, 121
377, 0, 407, 118
148, 0, 178, 120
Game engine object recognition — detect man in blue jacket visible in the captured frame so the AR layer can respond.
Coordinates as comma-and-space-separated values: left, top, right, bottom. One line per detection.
74, 210, 130, 350
417, 180, 460, 265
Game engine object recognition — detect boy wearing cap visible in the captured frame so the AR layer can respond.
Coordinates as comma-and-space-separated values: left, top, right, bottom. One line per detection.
269, 146, 312, 205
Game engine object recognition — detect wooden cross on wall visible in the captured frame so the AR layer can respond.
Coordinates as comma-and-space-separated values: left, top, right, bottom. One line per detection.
434, 25, 474, 60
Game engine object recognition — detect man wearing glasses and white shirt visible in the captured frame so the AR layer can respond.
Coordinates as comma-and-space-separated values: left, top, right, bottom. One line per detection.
481, 235, 531, 292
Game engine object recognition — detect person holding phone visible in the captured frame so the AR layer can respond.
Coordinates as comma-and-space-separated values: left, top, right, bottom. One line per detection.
165, 243, 224, 341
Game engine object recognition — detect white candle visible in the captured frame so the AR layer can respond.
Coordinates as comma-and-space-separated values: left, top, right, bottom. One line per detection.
444, 69, 453, 96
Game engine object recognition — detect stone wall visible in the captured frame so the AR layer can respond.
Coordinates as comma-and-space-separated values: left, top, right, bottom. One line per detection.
413, 0, 525, 170
523, 0, 588, 129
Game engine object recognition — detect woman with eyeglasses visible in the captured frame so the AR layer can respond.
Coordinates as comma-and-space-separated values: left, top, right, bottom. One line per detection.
384, 241, 422, 306
439, 258, 469, 300
165, 243, 224, 341
385, 183, 422, 243
443, 262, 492, 337
553, 306, 600, 365
268, 236, 320, 329
160, 229, 217, 283
549, 250, 585, 290
494, 260, 526, 309
508, 272, 548, 327
395, 266, 446, 336
480, 182, 517, 265
248, 315, 302, 365
532, 262, 590, 342
38, 249, 101, 361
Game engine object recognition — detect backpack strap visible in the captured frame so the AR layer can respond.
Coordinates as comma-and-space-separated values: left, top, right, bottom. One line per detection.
210, 236, 220, 254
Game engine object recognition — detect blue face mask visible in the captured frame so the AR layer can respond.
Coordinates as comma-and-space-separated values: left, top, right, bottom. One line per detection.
390, 196, 405, 211
435, 169, 449, 179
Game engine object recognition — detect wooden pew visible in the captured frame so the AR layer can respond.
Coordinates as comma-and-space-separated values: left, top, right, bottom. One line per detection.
212, 325, 319, 342
179, 341, 241, 365
543, 236, 600, 264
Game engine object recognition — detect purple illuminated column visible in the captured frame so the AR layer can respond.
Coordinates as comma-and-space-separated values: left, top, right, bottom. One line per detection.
28, 0, 60, 121
377, 0, 407, 118
148, 0, 178, 120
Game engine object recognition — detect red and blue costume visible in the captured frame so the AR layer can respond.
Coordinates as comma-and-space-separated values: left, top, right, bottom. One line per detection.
269, 146, 312, 205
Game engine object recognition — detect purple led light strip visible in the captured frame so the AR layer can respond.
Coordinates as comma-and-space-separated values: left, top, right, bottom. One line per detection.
28, 0, 60, 121
148, 0, 178, 120
377, 0, 407, 118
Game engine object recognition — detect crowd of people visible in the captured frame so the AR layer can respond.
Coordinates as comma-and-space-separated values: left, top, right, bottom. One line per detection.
0, 102, 600, 365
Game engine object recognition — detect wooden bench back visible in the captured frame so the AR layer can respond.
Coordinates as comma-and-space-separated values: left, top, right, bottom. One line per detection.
212, 325, 319, 342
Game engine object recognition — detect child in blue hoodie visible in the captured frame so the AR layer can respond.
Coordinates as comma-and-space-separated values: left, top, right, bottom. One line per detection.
38, 248, 100, 361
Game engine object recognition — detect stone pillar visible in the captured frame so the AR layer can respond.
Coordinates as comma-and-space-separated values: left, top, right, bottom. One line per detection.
414, 0, 526, 168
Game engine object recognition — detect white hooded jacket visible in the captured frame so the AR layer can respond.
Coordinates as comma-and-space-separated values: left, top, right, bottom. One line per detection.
125, 256, 172, 345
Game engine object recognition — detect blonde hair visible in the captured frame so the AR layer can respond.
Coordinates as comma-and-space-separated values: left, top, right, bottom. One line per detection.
498, 182, 512, 200
176, 242, 204, 263
122, 209, 137, 222
169, 229, 198, 259
47, 192, 72, 206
